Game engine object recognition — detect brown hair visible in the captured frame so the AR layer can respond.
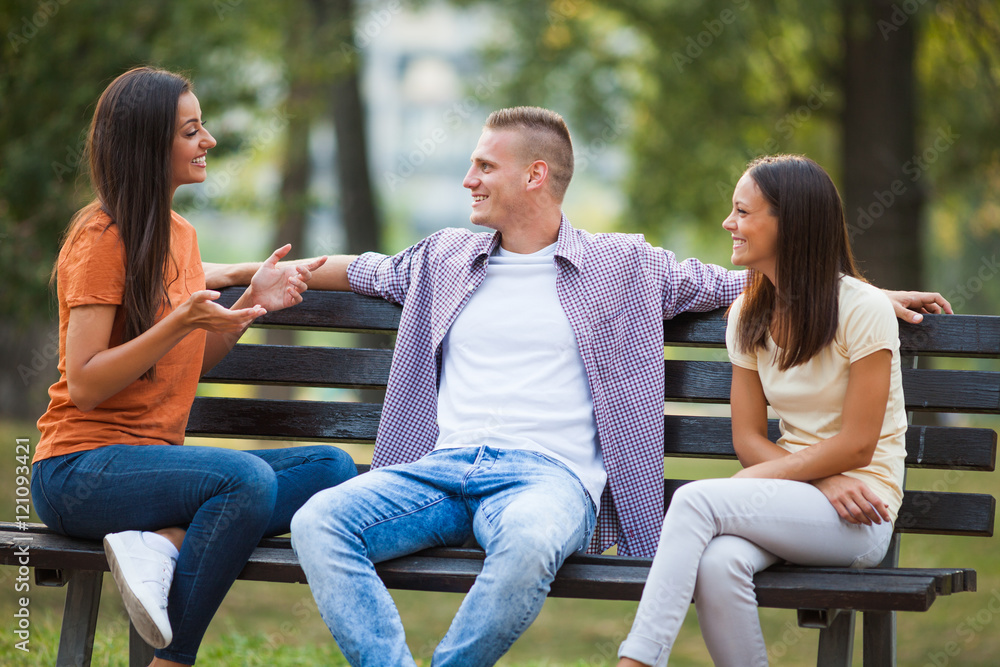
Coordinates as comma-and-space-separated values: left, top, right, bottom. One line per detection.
734, 155, 864, 370
58, 66, 192, 380
484, 106, 574, 201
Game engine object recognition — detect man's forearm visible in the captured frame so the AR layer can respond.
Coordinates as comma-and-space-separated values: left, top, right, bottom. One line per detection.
203, 261, 259, 289
203, 255, 356, 291
305, 255, 355, 291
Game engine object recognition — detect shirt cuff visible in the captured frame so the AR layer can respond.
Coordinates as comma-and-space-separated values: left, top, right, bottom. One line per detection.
346, 252, 387, 297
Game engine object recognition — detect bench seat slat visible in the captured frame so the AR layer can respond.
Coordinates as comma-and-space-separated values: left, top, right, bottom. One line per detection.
2, 526, 963, 613
663, 480, 996, 536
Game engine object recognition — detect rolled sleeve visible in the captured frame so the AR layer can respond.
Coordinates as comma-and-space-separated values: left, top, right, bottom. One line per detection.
658, 246, 747, 318
347, 249, 417, 306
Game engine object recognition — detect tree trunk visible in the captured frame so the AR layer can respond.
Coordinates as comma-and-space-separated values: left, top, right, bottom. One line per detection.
842, 0, 922, 290
262, 77, 315, 401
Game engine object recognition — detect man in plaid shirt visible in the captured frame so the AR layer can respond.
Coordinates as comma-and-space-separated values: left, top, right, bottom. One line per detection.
216, 106, 947, 666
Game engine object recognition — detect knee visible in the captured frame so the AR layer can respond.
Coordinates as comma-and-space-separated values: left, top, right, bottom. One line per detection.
220, 454, 278, 522
695, 541, 756, 601
491, 512, 583, 579
310, 445, 360, 487
291, 486, 349, 542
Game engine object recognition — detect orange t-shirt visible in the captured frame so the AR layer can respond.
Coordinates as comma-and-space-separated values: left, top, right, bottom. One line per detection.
34, 210, 207, 463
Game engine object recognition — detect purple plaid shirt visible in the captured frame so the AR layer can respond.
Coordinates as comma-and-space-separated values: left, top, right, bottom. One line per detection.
348, 216, 746, 557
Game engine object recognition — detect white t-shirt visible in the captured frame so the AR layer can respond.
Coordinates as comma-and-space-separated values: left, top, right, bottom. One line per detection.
726, 276, 907, 521
434, 242, 606, 510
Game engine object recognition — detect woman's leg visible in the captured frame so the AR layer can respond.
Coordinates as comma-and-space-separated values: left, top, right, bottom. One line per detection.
32, 445, 279, 665
244, 445, 358, 536
618, 478, 893, 667
694, 535, 779, 666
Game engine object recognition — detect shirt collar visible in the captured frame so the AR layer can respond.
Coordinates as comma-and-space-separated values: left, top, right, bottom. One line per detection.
554, 213, 585, 269
471, 213, 581, 269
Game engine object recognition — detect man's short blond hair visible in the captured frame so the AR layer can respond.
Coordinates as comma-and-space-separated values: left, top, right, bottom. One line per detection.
485, 107, 574, 201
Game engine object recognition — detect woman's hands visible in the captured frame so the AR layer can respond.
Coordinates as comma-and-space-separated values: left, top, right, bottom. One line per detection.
246, 244, 328, 312
812, 475, 891, 526
179, 290, 265, 335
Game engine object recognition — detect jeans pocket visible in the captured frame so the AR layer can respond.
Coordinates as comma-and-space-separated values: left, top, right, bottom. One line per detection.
850, 523, 894, 568
31, 462, 67, 535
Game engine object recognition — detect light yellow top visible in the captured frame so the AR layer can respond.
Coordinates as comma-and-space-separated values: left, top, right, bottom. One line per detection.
726, 276, 907, 521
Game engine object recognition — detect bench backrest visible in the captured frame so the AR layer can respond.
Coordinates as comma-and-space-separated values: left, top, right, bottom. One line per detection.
195, 288, 998, 540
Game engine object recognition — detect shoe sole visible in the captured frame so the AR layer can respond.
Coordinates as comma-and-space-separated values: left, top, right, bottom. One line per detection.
103, 535, 171, 649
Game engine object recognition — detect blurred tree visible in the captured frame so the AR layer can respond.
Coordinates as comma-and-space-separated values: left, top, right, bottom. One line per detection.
262, 0, 387, 402
0, 0, 386, 416
0, 1, 273, 416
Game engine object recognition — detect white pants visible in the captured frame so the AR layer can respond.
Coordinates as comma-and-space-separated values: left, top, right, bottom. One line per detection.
619, 478, 894, 667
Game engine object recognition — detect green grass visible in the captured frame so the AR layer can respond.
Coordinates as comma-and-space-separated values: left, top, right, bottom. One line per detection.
2, 419, 998, 665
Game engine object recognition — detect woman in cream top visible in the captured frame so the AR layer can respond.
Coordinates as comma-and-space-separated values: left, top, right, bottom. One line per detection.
618, 155, 906, 667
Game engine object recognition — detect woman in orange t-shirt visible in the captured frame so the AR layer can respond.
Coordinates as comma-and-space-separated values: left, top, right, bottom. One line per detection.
31, 67, 356, 667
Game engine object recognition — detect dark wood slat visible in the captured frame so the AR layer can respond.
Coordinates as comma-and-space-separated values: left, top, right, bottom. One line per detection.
664, 361, 1000, 413
242, 541, 945, 610
664, 310, 1000, 357
187, 398, 380, 443
662, 416, 997, 471
218, 289, 1000, 357
0, 526, 970, 612
217, 287, 401, 332
663, 480, 996, 537
894, 491, 996, 536
202, 345, 392, 388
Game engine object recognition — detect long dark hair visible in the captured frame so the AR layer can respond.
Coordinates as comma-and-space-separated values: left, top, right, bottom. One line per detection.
734, 155, 863, 370
59, 67, 191, 380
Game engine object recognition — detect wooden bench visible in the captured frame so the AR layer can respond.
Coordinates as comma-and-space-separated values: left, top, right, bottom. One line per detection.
2, 287, 997, 666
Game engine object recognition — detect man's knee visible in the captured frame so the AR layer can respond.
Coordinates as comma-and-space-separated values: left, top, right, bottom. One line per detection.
291, 486, 350, 539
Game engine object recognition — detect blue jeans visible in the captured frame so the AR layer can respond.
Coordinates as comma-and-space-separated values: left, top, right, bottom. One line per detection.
290, 445, 597, 667
32, 443, 356, 665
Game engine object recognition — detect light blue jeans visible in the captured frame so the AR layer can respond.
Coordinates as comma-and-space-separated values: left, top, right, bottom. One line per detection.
619, 478, 894, 667
290, 445, 597, 667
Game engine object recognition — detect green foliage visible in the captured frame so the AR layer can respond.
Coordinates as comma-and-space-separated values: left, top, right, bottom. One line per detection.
0, 0, 284, 323
478, 0, 1000, 281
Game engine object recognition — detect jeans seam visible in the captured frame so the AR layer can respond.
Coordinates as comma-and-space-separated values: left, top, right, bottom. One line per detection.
357, 493, 466, 558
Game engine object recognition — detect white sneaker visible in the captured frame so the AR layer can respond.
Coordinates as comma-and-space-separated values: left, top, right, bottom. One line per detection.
103, 530, 175, 648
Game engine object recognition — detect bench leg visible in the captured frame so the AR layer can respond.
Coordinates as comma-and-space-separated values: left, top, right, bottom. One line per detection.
55, 570, 103, 667
863, 611, 895, 666
129, 622, 155, 667
816, 610, 855, 667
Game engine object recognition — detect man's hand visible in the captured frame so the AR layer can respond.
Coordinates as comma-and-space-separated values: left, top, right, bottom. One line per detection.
884, 290, 953, 323
248, 244, 328, 312
812, 474, 890, 525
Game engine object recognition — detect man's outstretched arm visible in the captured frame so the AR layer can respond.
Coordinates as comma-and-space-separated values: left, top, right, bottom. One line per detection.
204, 255, 357, 292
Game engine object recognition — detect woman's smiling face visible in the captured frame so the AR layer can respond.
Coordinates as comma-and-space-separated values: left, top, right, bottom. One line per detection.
170, 91, 216, 195
722, 172, 779, 282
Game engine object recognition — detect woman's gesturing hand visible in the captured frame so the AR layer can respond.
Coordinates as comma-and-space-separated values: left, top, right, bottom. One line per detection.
182, 290, 265, 334
248, 244, 329, 312
812, 474, 891, 526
